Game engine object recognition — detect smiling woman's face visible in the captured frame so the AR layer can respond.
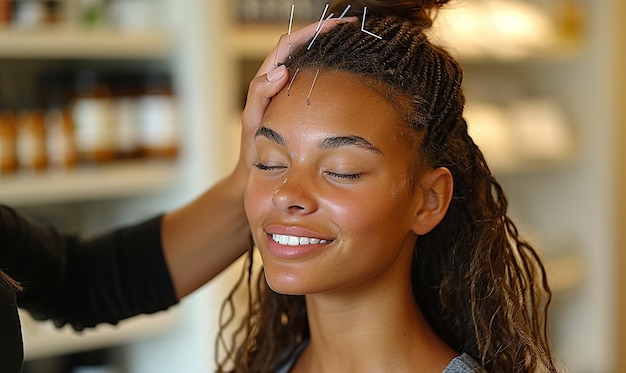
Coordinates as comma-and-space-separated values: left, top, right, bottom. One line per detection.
244, 70, 427, 296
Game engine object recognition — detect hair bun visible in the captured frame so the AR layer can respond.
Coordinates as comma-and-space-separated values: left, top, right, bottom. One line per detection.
329, 0, 450, 28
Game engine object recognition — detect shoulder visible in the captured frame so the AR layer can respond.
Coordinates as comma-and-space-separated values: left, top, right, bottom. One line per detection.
442, 353, 486, 373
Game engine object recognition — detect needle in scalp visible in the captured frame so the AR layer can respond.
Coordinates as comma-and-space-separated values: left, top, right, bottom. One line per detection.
308, 3, 329, 50
339, 4, 351, 19
316, 4, 329, 32
288, 4, 295, 60
361, 7, 383, 40
274, 3, 297, 66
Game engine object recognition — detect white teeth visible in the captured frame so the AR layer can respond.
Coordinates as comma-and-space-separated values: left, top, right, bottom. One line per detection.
272, 234, 330, 246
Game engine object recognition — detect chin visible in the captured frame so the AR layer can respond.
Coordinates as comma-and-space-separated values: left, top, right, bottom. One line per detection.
264, 270, 312, 296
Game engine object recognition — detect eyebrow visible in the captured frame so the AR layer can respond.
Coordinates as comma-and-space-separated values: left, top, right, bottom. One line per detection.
319, 136, 383, 154
255, 125, 383, 155
255, 126, 285, 146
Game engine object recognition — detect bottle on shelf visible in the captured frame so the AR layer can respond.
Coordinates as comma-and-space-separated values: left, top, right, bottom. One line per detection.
15, 99, 47, 172
71, 69, 117, 163
45, 106, 77, 170
555, 0, 584, 46
0, 105, 18, 174
11, 0, 46, 30
236, 0, 326, 24
38, 69, 78, 170
109, 0, 155, 33
137, 71, 179, 159
77, 0, 108, 28
0, 0, 11, 26
42, 0, 63, 25
109, 71, 141, 159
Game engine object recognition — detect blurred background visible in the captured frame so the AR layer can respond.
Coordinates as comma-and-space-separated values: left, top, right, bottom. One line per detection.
0, 0, 622, 372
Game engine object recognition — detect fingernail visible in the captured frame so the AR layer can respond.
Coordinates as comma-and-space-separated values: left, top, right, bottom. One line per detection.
267, 65, 287, 83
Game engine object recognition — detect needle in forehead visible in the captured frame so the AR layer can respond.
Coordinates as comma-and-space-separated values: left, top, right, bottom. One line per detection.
306, 69, 320, 106
287, 67, 300, 97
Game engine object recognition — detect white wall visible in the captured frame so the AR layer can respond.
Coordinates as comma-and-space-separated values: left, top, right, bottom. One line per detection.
501, 0, 618, 371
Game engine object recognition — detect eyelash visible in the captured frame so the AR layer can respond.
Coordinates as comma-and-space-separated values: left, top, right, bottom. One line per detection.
253, 162, 285, 171
254, 162, 361, 180
325, 171, 361, 180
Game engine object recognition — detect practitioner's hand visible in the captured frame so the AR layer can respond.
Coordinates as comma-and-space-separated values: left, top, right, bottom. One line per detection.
233, 17, 358, 186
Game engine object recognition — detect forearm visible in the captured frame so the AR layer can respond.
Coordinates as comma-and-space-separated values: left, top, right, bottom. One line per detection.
1, 205, 177, 330
161, 169, 251, 299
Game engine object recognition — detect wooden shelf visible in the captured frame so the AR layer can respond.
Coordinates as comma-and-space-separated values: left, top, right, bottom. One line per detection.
229, 24, 284, 59
0, 160, 178, 206
0, 28, 173, 59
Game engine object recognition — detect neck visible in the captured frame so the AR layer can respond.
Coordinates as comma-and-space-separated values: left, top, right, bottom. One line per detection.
293, 282, 457, 373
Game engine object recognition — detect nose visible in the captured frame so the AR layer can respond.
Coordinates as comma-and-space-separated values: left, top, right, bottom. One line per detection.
272, 175, 317, 215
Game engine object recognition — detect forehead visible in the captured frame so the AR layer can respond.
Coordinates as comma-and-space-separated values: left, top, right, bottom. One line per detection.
263, 70, 408, 141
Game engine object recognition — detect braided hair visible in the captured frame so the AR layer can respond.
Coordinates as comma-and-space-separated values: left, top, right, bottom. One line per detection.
217, 1, 557, 372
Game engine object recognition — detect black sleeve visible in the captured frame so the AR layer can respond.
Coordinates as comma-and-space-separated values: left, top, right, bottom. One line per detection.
0, 273, 23, 373
0, 205, 179, 331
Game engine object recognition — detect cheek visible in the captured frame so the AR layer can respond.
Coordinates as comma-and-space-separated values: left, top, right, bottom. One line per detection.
320, 191, 380, 233
321, 183, 412, 236
244, 178, 273, 223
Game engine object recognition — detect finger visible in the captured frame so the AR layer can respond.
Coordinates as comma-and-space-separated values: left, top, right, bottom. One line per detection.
255, 17, 358, 77
244, 64, 288, 124
240, 65, 289, 166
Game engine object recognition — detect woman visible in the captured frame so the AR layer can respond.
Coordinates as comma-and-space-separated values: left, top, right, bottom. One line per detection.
217, 1, 557, 372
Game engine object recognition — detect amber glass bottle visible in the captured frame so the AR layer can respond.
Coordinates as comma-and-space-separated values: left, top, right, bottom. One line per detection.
0, 107, 18, 174
71, 70, 117, 163
39, 70, 78, 170
15, 103, 47, 172
137, 72, 179, 158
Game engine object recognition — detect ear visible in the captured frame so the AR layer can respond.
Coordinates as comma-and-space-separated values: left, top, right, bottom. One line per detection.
411, 167, 453, 235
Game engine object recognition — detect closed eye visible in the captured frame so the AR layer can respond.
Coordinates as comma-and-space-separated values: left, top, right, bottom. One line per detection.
253, 162, 286, 171
325, 171, 361, 179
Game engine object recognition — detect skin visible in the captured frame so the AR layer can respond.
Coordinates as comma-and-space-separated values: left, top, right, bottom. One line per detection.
245, 70, 456, 372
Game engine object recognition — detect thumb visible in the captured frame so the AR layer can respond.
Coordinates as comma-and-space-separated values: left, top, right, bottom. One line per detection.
242, 64, 288, 134
240, 64, 288, 167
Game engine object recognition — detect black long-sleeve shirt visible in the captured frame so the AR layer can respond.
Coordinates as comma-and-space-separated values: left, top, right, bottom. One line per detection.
0, 271, 22, 372
0, 205, 179, 372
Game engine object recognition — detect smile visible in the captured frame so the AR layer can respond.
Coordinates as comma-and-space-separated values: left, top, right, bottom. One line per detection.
271, 234, 331, 246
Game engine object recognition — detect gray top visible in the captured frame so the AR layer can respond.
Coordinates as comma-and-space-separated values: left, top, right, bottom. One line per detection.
443, 353, 486, 373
